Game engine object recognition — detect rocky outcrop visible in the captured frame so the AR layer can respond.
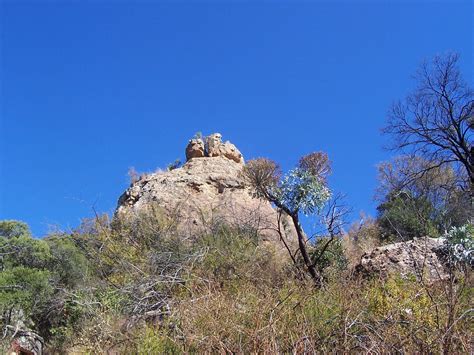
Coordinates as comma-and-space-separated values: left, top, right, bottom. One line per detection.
185, 133, 244, 164
355, 237, 449, 281
185, 138, 205, 160
116, 134, 295, 252
206, 133, 244, 163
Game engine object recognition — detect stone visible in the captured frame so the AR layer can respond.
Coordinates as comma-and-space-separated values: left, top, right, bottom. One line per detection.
206, 133, 223, 158
116, 155, 296, 254
184, 133, 244, 164
355, 237, 449, 281
206, 133, 244, 164
185, 138, 205, 160
220, 141, 244, 164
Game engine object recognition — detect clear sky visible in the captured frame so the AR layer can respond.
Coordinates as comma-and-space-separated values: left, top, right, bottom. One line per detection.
1, 0, 472, 237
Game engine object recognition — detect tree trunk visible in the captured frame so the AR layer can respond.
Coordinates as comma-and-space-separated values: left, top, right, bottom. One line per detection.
290, 214, 321, 287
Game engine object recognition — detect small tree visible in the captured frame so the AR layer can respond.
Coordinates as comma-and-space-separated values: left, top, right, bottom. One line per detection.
0, 220, 31, 239
376, 190, 438, 241
377, 155, 470, 232
243, 152, 347, 286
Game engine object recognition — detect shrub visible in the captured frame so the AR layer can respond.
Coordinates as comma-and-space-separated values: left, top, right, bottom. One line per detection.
377, 190, 438, 241
310, 237, 347, 276
0, 220, 31, 239
46, 235, 89, 287
441, 224, 473, 266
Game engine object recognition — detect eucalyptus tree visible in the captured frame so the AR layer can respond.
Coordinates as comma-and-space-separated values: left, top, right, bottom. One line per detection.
243, 152, 348, 286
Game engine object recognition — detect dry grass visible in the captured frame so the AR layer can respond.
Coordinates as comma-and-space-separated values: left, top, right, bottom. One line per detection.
128, 226, 473, 354
59, 213, 473, 354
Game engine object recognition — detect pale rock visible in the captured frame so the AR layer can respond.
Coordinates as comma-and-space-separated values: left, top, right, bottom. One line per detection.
205, 133, 244, 164
185, 138, 205, 160
355, 237, 449, 281
116, 156, 296, 254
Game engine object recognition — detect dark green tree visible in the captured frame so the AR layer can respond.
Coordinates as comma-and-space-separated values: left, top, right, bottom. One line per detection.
376, 190, 438, 241
0, 220, 31, 239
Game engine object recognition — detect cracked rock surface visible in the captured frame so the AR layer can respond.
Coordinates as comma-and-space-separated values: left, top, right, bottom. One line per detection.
116, 156, 296, 250
355, 237, 449, 281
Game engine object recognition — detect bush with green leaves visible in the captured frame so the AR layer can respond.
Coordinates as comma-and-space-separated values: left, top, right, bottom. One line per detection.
0, 220, 31, 239
310, 237, 347, 276
45, 235, 89, 287
0, 266, 52, 319
0, 234, 51, 270
376, 190, 438, 241
243, 152, 346, 286
0, 220, 97, 351
274, 168, 331, 216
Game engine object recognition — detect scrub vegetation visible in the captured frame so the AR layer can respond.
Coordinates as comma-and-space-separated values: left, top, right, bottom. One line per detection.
1, 53, 472, 353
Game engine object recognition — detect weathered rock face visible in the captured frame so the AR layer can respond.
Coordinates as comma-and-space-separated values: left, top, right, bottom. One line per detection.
185, 138, 205, 160
116, 135, 294, 251
185, 133, 244, 164
355, 237, 449, 281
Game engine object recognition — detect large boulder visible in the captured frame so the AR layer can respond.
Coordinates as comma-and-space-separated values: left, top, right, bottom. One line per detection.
355, 237, 449, 281
185, 138, 205, 160
184, 133, 244, 164
116, 134, 295, 253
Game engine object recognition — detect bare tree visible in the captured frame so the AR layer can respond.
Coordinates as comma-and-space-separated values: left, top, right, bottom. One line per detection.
383, 53, 473, 217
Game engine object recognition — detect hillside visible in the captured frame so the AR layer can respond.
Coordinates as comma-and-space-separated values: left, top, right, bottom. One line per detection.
0, 133, 472, 354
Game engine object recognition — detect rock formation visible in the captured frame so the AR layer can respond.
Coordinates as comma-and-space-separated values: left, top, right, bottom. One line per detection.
355, 237, 449, 281
185, 138, 205, 160
116, 133, 294, 251
185, 133, 244, 164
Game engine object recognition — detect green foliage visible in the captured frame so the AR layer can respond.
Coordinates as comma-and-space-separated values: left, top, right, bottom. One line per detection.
0, 266, 52, 318
0, 220, 94, 351
377, 190, 438, 241
275, 168, 331, 215
136, 325, 180, 355
0, 213, 472, 354
167, 159, 182, 171
0, 234, 51, 269
367, 275, 434, 325
376, 156, 470, 234
0, 220, 31, 239
194, 225, 280, 289
310, 237, 347, 275
45, 235, 89, 287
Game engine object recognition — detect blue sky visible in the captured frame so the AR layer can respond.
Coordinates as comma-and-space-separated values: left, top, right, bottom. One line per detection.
1, 1, 472, 237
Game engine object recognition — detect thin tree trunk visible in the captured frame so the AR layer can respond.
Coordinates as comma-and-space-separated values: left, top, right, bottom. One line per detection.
290, 214, 321, 287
